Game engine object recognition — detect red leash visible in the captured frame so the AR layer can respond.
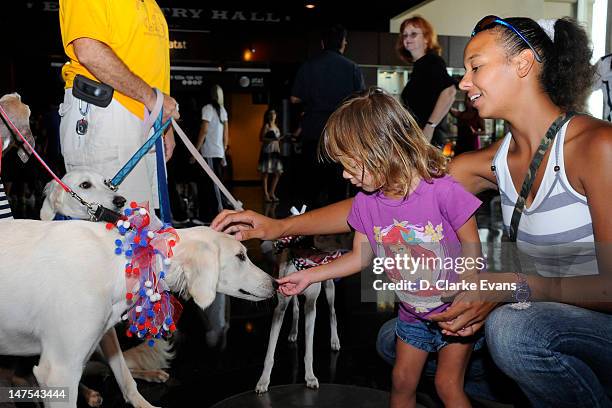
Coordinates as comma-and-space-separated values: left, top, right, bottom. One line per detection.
0, 105, 71, 193
0, 104, 122, 222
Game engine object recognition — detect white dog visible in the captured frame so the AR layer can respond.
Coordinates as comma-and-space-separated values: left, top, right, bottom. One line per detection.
0, 220, 276, 408
255, 234, 350, 394
40, 168, 127, 221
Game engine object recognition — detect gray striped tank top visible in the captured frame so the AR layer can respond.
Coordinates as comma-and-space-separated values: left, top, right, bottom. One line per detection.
492, 119, 597, 277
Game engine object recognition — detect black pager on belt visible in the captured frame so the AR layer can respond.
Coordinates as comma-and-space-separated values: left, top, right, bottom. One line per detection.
72, 74, 114, 108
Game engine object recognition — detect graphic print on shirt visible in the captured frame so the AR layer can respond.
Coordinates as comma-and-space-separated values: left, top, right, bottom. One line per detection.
374, 219, 447, 312
138, 0, 167, 39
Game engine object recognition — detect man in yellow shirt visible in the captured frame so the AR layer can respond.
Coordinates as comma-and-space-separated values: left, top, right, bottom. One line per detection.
58, 0, 179, 208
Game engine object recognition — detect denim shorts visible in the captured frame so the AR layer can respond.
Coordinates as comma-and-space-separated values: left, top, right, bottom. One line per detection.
395, 318, 484, 353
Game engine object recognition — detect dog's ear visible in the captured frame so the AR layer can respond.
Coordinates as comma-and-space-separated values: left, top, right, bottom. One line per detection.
175, 240, 220, 310
40, 180, 64, 220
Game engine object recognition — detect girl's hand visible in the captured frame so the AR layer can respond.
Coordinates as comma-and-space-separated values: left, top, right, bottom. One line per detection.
276, 271, 312, 296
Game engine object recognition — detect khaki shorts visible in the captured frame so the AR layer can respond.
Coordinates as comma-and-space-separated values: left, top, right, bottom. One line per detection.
59, 89, 159, 208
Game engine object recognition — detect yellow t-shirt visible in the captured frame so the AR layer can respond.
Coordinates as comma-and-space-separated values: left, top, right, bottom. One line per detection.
59, 0, 170, 119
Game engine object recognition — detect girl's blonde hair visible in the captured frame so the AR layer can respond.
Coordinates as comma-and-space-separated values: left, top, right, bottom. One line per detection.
321, 88, 447, 197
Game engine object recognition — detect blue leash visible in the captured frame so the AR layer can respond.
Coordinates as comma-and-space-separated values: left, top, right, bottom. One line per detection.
153, 114, 172, 225
106, 110, 172, 224
107, 113, 171, 189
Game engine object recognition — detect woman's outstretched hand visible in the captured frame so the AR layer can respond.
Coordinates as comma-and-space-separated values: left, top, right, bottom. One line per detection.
211, 209, 286, 241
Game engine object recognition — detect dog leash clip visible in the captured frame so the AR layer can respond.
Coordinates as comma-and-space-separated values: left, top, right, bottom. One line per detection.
92, 204, 125, 224
104, 179, 119, 192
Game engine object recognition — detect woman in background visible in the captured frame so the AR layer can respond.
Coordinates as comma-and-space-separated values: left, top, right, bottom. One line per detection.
397, 15, 456, 147
450, 93, 486, 154
257, 109, 283, 202
193, 84, 228, 223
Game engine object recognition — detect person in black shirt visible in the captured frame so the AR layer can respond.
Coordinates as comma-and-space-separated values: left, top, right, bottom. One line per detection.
397, 16, 456, 147
291, 24, 365, 208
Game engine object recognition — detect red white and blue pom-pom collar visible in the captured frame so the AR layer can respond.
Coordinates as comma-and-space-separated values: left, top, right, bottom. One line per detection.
106, 201, 182, 346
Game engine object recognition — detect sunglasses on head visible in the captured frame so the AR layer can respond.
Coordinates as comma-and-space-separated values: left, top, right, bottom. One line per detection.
471, 15, 542, 63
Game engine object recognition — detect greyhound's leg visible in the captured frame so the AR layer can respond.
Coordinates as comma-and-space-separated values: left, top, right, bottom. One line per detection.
324, 280, 341, 351
255, 293, 291, 394
288, 295, 300, 343
34, 351, 83, 408
279, 256, 299, 343
99, 328, 158, 408
303, 284, 321, 389
34, 318, 104, 408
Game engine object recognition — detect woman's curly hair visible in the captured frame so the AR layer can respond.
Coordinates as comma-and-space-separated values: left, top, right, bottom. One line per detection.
494, 17, 595, 112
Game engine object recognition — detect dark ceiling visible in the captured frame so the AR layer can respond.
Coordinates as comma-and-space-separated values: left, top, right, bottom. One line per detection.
156, 0, 427, 32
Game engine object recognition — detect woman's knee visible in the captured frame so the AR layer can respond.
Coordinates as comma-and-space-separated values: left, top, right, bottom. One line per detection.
485, 304, 545, 375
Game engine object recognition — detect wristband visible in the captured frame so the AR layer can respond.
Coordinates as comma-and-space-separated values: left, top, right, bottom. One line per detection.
426, 121, 437, 128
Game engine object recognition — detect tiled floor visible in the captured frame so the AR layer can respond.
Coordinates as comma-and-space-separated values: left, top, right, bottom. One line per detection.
0, 180, 513, 408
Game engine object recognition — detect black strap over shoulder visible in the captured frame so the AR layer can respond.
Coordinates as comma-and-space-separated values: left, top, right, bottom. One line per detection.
508, 111, 576, 241
72, 74, 114, 108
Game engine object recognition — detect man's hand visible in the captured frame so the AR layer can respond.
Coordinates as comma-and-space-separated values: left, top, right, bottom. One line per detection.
211, 209, 286, 241
164, 126, 175, 161
161, 93, 180, 123
144, 90, 179, 123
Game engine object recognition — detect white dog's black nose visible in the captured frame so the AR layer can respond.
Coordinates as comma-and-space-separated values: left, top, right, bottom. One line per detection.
113, 196, 127, 208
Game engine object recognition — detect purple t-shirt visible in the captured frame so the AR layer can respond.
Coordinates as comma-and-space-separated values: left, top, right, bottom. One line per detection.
347, 175, 481, 322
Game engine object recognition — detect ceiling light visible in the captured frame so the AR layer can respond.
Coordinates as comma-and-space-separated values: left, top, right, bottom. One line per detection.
305, 4, 315, 9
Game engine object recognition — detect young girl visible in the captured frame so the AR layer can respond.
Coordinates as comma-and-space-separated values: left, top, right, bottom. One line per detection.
277, 88, 482, 408
257, 109, 283, 202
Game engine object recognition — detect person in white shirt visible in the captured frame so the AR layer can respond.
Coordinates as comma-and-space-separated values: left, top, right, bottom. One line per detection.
193, 85, 229, 223
593, 54, 612, 122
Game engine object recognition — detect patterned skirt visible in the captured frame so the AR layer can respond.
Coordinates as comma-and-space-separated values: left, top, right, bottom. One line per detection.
258, 141, 283, 174
258, 151, 283, 174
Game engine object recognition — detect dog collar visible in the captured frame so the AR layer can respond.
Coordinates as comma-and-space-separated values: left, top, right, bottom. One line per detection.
52, 213, 74, 221
292, 250, 346, 271
111, 201, 182, 346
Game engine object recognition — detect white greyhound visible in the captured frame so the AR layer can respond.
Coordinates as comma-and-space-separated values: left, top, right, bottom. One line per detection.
255, 233, 350, 394
0, 220, 276, 408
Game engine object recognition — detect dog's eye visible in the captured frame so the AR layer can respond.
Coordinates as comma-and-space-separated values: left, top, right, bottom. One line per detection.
79, 181, 92, 189
236, 252, 246, 262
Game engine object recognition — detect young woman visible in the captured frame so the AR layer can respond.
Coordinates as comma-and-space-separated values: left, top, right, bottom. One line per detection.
257, 109, 283, 202
213, 16, 611, 407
